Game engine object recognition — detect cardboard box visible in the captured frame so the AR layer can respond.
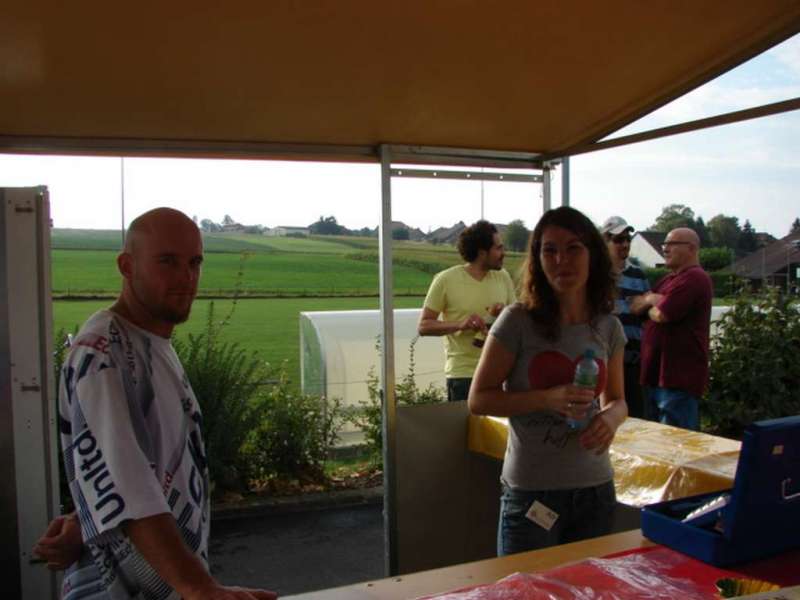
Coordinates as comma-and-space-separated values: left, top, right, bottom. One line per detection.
641, 416, 800, 566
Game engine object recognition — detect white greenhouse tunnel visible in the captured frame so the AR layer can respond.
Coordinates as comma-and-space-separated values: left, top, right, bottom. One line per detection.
301, 305, 734, 439
300, 309, 445, 441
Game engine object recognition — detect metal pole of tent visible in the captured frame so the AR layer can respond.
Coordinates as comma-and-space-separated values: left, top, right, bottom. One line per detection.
378, 145, 398, 576
120, 157, 126, 246
561, 157, 570, 207
542, 163, 552, 212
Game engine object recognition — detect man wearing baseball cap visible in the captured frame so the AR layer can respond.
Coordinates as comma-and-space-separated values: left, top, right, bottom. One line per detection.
600, 216, 650, 419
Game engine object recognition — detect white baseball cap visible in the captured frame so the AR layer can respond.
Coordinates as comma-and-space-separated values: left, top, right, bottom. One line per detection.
600, 216, 634, 236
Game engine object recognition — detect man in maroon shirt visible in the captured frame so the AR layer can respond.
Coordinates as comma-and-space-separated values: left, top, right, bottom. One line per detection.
634, 228, 712, 430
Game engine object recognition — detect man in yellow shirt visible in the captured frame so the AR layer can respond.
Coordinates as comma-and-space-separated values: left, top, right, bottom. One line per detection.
418, 220, 517, 401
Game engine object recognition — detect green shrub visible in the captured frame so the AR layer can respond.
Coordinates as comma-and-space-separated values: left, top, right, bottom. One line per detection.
173, 301, 266, 492
699, 247, 734, 271
351, 335, 446, 461
244, 363, 345, 482
709, 270, 745, 298
703, 287, 800, 438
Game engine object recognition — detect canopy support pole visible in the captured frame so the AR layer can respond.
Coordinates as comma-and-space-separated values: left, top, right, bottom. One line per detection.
378, 145, 399, 576
542, 163, 552, 212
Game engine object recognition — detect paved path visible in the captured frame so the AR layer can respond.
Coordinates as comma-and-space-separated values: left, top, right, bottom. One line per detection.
210, 504, 385, 596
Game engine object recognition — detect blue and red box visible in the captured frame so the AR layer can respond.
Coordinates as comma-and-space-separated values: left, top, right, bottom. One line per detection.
641, 415, 800, 566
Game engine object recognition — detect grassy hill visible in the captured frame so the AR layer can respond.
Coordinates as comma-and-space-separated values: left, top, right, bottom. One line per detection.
50, 229, 526, 389
51, 229, 526, 297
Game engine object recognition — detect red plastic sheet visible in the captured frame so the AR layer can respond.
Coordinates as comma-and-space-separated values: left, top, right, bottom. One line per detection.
418, 546, 800, 600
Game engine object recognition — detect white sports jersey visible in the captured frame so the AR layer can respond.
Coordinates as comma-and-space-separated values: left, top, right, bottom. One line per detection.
59, 310, 210, 600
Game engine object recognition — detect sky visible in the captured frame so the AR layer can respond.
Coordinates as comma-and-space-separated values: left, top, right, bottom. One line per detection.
1, 35, 800, 239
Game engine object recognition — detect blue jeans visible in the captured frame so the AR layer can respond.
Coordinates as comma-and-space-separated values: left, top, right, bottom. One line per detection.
446, 377, 471, 402
645, 386, 699, 430
497, 482, 617, 556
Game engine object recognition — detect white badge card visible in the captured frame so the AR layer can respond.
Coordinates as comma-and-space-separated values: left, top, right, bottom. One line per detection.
526, 500, 559, 531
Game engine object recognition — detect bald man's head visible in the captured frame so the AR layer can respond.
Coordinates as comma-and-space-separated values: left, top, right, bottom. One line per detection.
124, 207, 198, 255
663, 227, 700, 272
114, 208, 203, 337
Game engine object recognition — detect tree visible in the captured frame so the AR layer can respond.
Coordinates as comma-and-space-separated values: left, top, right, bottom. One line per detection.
222, 214, 236, 226
309, 215, 346, 235
651, 204, 695, 232
692, 216, 711, 248
392, 227, 410, 240
200, 218, 221, 233
790, 218, 800, 236
699, 247, 733, 271
707, 214, 741, 250
737, 220, 758, 254
504, 219, 529, 252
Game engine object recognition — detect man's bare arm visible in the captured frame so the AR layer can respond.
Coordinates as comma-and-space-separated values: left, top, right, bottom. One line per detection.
125, 514, 277, 600
642, 292, 666, 322
417, 307, 486, 336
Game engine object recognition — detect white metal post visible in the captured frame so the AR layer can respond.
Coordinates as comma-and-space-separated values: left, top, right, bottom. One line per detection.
542, 163, 552, 212
378, 145, 398, 576
561, 156, 570, 207
0, 187, 59, 600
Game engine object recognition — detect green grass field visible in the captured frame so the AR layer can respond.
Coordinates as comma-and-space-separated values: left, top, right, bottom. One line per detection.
53, 296, 425, 389
51, 229, 525, 296
49, 229, 515, 388
52, 249, 439, 296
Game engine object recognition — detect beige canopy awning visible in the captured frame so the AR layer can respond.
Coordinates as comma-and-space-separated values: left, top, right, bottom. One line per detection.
2, 1, 800, 162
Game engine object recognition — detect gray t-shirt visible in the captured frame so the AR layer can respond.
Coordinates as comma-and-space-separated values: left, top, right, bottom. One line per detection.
491, 303, 626, 491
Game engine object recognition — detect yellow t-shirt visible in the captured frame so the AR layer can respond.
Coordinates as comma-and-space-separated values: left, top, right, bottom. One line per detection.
423, 265, 517, 378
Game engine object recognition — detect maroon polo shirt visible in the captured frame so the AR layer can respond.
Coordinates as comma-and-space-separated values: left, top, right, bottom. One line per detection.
640, 265, 713, 398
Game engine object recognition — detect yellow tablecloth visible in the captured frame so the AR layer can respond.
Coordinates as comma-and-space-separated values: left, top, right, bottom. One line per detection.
468, 416, 741, 507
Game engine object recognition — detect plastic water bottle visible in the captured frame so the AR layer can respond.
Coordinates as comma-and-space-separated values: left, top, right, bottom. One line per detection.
567, 349, 599, 430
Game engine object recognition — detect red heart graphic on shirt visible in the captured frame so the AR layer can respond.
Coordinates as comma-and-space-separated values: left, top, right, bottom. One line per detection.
527, 351, 606, 396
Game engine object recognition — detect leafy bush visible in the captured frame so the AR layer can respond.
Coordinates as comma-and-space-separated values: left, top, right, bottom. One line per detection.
351, 336, 446, 461
699, 247, 734, 271
709, 270, 744, 298
173, 302, 266, 492
244, 363, 344, 482
703, 287, 800, 438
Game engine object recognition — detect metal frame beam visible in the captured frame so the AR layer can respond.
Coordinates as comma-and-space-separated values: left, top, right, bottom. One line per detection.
390, 168, 541, 183
542, 96, 800, 161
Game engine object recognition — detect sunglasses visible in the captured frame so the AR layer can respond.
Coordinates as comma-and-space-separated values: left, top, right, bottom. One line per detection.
610, 235, 631, 244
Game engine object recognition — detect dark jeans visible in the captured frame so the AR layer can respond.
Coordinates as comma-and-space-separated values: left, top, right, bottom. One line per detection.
446, 377, 472, 402
623, 362, 644, 419
497, 481, 617, 556
644, 386, 699, 430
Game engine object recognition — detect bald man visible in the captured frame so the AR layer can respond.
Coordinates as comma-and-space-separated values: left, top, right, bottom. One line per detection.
38, 208, 276, 599
634, 227, 712, 430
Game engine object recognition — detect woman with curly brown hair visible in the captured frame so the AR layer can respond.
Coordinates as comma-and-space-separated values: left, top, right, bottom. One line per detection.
469, 206, 628, 556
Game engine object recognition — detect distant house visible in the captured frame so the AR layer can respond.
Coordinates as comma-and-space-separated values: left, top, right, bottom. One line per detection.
731, 232, 800, 290
428, 221, 467, 244
221, 222, 246, 232
630, 231, 666, 268
266, 226, 309, 237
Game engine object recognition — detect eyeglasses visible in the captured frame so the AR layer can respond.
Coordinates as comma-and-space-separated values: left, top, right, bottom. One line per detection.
661, 241, 692, 249
611, 235, 631, 244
